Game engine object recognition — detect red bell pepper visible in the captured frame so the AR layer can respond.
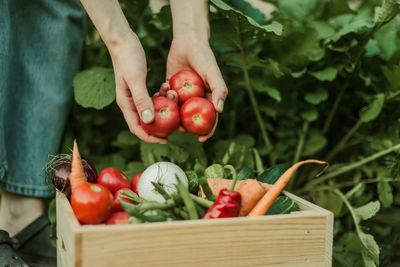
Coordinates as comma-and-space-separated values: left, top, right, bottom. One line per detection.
202, 166, 241, 219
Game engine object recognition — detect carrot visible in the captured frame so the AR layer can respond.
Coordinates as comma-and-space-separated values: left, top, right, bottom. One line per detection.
247, 160, 327, 216
203, 178, 273, 216
70, 140, 88, 191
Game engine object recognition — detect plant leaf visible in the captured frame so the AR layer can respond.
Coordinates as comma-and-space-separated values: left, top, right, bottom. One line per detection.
303, 129, 327, 156
374, 0, 400, 24
112, 130, 140, 148
382, 64, 400, 91
304, 88, 328, 105
377, 181, 393, 208
327, 15, 374, 42
252, 79, 281, 102
73, 67, 115, 109
309, 67, 338, 81
359, 94, 385, 123
124, 161, 145, 179
301, 109, 319, 122
354, 201, 381, 223
210, 0, 282, 45
317, 191, 343, 216
358, 230, 380, 266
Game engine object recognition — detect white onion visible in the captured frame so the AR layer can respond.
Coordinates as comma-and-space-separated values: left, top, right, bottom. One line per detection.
138, 162, 188, 202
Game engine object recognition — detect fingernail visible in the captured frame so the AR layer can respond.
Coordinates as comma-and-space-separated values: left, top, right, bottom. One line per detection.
218, 99, 224, 111
141, 109, 153, 123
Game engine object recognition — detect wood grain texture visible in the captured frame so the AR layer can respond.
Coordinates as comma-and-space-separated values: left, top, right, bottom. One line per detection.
56, 192, 82, 267
57, 191, 333, 267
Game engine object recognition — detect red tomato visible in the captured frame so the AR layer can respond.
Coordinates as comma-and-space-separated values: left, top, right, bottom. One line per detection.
180, 97, 216, 135
97, 167, 130, 194
106, 212, 130, 225
140, 96, 180, 138
131, 173, 142, 195
170, 70, 204, 105
71, 183, 113, 225
112, 188, 136, 213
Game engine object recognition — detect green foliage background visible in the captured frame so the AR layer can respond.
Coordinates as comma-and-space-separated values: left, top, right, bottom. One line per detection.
68, 0, 400, 266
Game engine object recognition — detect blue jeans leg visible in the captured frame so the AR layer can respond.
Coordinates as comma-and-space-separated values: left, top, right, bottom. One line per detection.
0, 0, 86, 197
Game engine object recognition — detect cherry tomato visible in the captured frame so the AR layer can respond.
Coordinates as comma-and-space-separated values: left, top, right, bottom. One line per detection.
97, 167, 130, 194
71, 183, 113, 225
131, 173, 142, 195
170, 70, 204, 105
180, 97, 216, 135
112, 188, 136, 213
140, 96, 180, 138
106, 212, 130, 225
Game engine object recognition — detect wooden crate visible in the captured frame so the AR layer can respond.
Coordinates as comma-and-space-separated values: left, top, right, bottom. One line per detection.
56, 191, 333, 267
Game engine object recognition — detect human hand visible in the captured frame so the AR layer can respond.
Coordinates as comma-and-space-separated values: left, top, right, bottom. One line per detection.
157, 36, 227, 142
109, 33, 167, 144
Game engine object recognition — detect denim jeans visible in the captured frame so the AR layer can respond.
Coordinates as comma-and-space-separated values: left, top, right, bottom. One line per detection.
0, 0, 85, 197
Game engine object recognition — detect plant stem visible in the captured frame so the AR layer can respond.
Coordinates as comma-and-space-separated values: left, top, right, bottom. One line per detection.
308, 177, 399, 193
229, 102, 237, 139
237, 32, 272, 152
287, 121, 309, 192
224, 165, 238, 191
326, 119, 363, 161
304, 143, 400, 190
332, 188, 361, 233
293, 121, 309, 164
322, 82, 348, 134
222, 142, 235, 165
322, 24, 380, 134
332, 188, 378, 260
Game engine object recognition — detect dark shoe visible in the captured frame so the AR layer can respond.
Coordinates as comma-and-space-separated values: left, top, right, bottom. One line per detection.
12, 214, 56, 267
0, 230, 28, 267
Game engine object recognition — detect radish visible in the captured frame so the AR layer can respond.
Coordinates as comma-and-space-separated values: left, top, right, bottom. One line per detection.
137, 162, 188, 202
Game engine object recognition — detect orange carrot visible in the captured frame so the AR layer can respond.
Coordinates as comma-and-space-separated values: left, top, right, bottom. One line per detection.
247, 160, 327, 216
70, 140, 88, 191
203, 178, 273, 216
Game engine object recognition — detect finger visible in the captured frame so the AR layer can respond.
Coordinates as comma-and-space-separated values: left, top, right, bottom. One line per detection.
116, 90, 167, 144
126, 74, 155, 124
166, 90, 179, 104
206, 65, 228, 113
159, 82, 170, 96
198, 113, 218, 142
153, 92, 160, 98
178, 125, 186, 133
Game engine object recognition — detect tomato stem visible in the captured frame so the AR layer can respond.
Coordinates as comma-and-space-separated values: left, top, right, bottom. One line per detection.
159, 107, 169, 118
192, 113, 202, 123
183, 81, 192, 90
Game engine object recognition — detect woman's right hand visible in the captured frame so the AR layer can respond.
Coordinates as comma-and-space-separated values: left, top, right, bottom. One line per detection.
108, 33, 167, 144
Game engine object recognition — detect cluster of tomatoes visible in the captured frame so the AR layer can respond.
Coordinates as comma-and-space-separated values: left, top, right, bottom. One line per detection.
71, 167, 141, 225
140, 70, 216, 137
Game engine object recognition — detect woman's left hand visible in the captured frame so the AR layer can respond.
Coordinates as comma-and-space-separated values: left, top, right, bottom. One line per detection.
156, 35, 228, 142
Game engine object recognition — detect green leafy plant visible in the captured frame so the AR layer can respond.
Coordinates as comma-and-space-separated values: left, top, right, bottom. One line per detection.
66, 0, 400, 265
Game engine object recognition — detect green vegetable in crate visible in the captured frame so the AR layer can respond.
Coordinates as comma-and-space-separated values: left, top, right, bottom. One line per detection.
237, 166, 255, 180
204, 164, 226, 179
120, 178, 213, 223
266, 196, 298, 215
257, 164, 288, 184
